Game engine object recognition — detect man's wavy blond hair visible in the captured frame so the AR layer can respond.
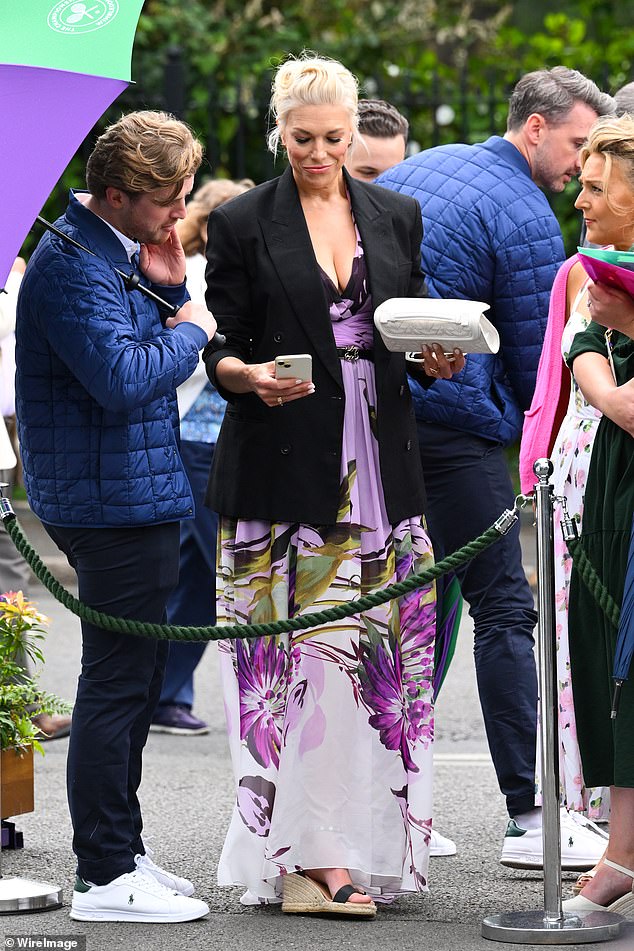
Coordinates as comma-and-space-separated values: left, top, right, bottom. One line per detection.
86, 110, 203, 203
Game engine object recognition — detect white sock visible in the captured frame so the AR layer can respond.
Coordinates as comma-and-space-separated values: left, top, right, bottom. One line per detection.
512, 807, 542, 830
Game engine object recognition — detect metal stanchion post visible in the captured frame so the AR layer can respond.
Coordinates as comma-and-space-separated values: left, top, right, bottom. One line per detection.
482, 459, 622, 944
0, 484, 63, 913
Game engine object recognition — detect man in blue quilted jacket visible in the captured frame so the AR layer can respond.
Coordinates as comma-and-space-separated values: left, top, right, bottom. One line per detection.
16, 111, 216, 922
378, 68, 615, 869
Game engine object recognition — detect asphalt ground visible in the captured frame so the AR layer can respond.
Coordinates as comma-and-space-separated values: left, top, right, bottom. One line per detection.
1, 503, 632, 951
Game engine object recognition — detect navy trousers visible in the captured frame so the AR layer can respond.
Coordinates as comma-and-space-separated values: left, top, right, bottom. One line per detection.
417, 420, 538, 817
159, 440, 217, 710
44, 521, 179, 885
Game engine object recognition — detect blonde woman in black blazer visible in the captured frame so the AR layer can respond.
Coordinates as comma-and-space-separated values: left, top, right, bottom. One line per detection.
204, 54, 464, 918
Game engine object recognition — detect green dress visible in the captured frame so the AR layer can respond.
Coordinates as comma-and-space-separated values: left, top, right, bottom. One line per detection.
568, 322, 634, 788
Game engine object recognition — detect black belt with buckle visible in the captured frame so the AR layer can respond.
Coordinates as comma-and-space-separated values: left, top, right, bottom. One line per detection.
335, 346, 374, 362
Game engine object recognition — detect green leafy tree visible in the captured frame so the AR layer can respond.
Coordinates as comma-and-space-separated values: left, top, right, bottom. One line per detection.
491, 3, 634, 250
26, 1, 633, 257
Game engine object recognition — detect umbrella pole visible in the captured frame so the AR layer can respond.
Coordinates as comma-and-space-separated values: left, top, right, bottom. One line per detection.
482, 459, 622, 944
33, 216, 226, 350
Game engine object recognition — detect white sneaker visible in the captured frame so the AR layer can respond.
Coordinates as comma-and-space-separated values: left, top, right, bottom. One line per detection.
500, 807, 608, 870
135, 848, 195, 896
430, 828, 457, 857
70, 868, 209, 922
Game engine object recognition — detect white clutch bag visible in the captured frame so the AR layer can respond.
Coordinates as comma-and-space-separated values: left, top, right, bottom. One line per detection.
373, 298, 500, 355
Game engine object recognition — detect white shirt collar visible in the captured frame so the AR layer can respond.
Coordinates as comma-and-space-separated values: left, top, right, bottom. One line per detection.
102, 222, 141, 264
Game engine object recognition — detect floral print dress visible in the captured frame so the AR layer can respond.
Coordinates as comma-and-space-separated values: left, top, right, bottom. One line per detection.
534, 277, 609, 820
216, 230, 436, 903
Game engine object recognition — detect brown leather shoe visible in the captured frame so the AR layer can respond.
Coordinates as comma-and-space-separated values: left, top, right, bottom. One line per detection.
32, 713, 72, 741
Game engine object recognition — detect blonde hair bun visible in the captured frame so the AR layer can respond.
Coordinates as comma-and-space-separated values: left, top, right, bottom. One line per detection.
268, 53, 358, 155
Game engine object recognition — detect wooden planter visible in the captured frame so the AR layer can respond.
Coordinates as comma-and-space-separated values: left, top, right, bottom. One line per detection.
1, 747, 34, 819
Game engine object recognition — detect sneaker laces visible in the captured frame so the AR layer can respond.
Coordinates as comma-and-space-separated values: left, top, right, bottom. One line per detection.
563, 809, 610, 840
136, 848, 190, 883
136, 852, 163, 875
136, 842, 168, 875
127, 867, 179, 897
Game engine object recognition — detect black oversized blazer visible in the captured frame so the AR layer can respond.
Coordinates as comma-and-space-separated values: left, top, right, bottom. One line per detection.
203, 166, 431, 525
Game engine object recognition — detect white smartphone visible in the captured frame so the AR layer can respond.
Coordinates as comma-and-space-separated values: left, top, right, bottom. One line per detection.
275, 353, 313, 383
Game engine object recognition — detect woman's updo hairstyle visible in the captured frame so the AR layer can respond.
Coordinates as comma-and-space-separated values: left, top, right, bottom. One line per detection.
267, 53, 359, 156
580, 113, 634, 214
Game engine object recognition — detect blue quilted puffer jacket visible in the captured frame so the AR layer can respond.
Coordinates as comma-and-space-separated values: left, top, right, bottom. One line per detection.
16, 191, 207, 527
377, 136, 566, 445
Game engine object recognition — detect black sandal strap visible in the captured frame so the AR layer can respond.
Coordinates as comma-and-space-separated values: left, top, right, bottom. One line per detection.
332, 884, 364, 904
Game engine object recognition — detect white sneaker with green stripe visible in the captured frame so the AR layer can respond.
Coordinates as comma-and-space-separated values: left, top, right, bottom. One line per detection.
70, 868, 209, 922
501, 807, 608, 870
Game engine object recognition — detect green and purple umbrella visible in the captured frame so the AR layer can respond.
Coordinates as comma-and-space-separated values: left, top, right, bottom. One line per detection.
0, 0, 145, 288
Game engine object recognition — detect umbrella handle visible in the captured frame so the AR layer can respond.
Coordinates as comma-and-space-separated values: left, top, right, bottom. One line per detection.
111, 270, 227, 348
34, 217, 227, 348
115, 267, 179, 317
121, 271, 141, 291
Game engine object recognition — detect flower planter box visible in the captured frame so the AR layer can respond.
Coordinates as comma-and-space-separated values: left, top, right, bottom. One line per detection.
1, 747, 34, 819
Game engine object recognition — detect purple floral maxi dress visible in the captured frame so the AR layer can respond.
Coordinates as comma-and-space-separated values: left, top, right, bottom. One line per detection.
216, 234, 436, 903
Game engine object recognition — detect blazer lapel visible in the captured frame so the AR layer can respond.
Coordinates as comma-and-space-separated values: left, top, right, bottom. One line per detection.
347, 172, 399, 309
258, 167, 342, 386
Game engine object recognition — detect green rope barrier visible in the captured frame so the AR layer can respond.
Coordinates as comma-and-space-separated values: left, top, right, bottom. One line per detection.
565, 535, 620, 630
3, 508, 517, 642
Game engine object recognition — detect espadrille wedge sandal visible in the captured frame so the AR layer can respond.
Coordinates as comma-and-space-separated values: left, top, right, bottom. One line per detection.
282, 872, 377, 917
563, 858, 634, 918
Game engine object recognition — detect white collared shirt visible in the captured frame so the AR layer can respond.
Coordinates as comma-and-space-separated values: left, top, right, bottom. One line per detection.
101, 221, 140, 264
